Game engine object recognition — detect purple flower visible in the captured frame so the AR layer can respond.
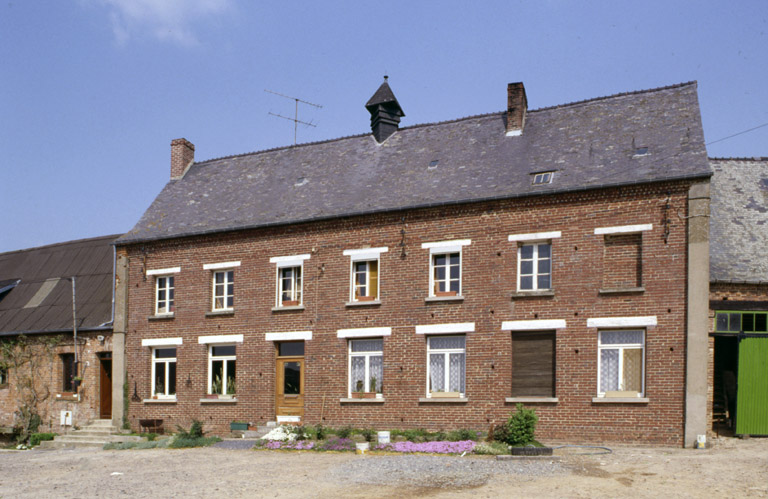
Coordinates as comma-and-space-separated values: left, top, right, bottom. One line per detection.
375, 440, 476, 454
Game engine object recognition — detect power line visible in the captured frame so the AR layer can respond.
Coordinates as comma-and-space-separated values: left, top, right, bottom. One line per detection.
706, 121, 768, 146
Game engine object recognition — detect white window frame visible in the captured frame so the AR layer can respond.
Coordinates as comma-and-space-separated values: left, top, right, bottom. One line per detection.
426, 335, 466, 398
277, 265, 302, 306
154, 275, 175, 315
270, 254, 310, 307
429, 251, 461, 296
517, 241, 552, 291
422, 240, 470, 298
151, 347, 177, 399
597, 330, 645, 398
207, 344, 237, 396
348, 338, 384, 398
211, 269, 234, 311
343, 247, 387, 302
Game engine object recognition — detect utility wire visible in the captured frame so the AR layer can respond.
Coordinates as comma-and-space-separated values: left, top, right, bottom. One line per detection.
706, 121, 768, 146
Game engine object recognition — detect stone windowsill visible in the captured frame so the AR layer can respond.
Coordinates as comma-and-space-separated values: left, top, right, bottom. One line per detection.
340, 398, 386, 403
148, 314, 175, 321
205, 310, 234, 317
425, 295, 464, 303
510, 290, 555, 299
592, 397, 650, 404
271, 305, 305, 312
56, 393, 79, 401
143, 398, 177, 404
418, 397, 468, 403
598, 287, 645, 295
505, 397, 559, 403
200, 397, 237, 404
345, 300, 382, 307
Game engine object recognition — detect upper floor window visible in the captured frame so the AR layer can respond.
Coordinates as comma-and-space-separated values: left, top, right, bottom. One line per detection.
270, 254, 310, 308
343, 247, 388, 303
509, 231, 561, 293
0, 365, 7, 386
203, 262, 240, 312
146, 267, 180, 316
422, 240, 471, 298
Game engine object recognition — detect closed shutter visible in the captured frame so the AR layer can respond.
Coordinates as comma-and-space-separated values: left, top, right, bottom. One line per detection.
511, 331, 555, 397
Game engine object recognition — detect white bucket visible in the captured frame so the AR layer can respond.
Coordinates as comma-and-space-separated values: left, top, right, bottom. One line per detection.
355, 442, 369, 455
377, 431, 390, 444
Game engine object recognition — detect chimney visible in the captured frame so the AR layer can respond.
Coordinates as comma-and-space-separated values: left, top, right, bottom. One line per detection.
365, 76, 405, 143
170, 138, 195, 179
506, 82, 527, 137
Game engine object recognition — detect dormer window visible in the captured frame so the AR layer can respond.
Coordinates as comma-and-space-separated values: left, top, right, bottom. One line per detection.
532, 172, 554, 185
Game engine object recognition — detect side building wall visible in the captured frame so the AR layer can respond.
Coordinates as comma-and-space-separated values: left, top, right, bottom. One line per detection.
122, 182, 695, 446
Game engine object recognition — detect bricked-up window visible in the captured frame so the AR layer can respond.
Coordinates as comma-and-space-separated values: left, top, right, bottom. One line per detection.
517, 243, 552, 291
155, 276, 175, 315
61, 353, 76, 392
352, 260, 378, 301
427, 335, 465, 397
212, 270, 234, 311
208, 345, 236, 396
431, 253, 461, 296
279, 266, 302, 306
152, 348, 177, 398
598, 330, 645, 397
349, 339, 383, 397
602, 233, 642, 289
511, 332, 555, 397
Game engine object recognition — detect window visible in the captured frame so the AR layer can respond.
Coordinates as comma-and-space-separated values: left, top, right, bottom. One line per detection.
427, 335, 465, 397
152, 348, 177, 398
212, 270, 234, 311
61, 353, 76, 392
511, 331, 555, 397
532, 171, 554, 185
517, 243, 551, 291
431, 253, 460, 296
349, 339, 383, 397
598, 330, 644, 397
352, 260, 378, 301
155, 276, 175, 315
0, 365, 7, 386
715, 311, 768, 333
279, 266, 302, 306
208, 345, 236, 396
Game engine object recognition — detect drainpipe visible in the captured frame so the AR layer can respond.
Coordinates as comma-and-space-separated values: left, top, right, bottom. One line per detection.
71, 276, 78, 379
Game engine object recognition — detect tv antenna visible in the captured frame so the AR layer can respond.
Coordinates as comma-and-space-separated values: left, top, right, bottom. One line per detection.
265, 89, 323, 145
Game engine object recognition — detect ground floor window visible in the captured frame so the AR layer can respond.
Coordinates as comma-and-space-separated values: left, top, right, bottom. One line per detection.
511, 331, 555, 397
349, 339, 383, 397
598, 330, 645, 397
209, 345, 236, 395
152, 347, 177, 398
427, 335, 465, 397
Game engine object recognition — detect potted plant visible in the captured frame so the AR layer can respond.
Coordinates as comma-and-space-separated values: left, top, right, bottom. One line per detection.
73, 376, 83, 391
207, 375, 222, 399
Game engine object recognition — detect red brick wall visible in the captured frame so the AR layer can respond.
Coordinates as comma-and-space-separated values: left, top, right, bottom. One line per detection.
121, 181, 692, 445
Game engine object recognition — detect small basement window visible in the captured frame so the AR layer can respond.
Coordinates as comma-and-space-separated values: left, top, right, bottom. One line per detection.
532, 172, 554, 185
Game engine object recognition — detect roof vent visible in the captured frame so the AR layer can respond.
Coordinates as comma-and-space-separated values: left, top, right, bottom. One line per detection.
634, 147, 649, 157
506, 82, 528, 137
366, 76, 405, 143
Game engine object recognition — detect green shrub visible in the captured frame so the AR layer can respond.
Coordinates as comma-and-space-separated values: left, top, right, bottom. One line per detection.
504, 403, 538, 446
397, 428, 428, 442
29, 433, 56, 447
447, 428, 478, 441
359, 428, 375, 442
473, 442, 509, 455
175, 419, 205, 439
432, 430, 447, 442
168, 436, 221, 449
144, 433, 158, 442
294, 425, 308, 441
315, 424, 327, 440
335, 425, 353, 439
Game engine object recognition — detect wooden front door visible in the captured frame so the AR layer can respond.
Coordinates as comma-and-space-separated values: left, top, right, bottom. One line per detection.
275, 342, 304, 420
99, 353, 112, 419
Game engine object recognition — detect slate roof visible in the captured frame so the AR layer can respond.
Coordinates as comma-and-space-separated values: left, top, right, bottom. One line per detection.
117, 81, 711, 245
0, 235, 118, 335
710, 158, 768, 284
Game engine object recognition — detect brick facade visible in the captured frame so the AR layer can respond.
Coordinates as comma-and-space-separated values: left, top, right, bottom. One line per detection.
122, 180, 693, 446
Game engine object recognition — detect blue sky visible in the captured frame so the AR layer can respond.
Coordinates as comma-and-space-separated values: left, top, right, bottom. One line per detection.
1, 1, 766, 252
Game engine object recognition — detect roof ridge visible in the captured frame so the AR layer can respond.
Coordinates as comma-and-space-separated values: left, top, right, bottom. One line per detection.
194, 81, 698, 167
0, 234, 120, 257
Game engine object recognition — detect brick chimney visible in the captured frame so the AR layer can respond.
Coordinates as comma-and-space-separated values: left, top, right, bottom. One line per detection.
365, 76, 405, 143
506, 82, 527, 137
170, 138, 195, 179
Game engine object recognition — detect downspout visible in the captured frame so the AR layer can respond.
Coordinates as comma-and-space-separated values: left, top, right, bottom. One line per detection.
71, 276, 79, 400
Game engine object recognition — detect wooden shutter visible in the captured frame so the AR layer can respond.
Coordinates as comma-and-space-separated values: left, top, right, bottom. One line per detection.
511, 332, 555, 397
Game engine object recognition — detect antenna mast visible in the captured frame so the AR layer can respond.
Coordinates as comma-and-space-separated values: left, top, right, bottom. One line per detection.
265, 89, 323, 145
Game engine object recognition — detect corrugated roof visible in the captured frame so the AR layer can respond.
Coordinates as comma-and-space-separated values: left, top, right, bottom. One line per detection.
117, 82, 711, 245
710, 158, 768, 283
0, 235, 118, 335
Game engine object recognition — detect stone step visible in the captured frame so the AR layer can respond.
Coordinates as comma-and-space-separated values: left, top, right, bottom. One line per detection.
68, 429, 118, 436
49, 434, 142, 443
85, 419, 115, 427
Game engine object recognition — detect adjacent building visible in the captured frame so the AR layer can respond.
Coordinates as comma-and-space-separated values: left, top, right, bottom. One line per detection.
115, 79, 712, 446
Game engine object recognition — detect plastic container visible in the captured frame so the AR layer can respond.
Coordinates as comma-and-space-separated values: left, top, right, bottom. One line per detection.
377, 431, 390, 444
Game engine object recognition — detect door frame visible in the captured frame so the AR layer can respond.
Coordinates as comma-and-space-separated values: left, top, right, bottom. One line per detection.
98, 352, 113, 419
275, 342, 305, 421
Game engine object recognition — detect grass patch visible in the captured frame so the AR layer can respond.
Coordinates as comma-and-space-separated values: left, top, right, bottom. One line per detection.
29, 433, 56, 447
104, 440, 169, 450
473, 442, 509, 455
168, 436, 221, 449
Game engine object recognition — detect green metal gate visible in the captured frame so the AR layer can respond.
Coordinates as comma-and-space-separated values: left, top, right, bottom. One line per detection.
735, 335, 768, 436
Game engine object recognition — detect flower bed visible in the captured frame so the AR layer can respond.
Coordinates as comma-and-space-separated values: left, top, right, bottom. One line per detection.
375, 440, 476, 454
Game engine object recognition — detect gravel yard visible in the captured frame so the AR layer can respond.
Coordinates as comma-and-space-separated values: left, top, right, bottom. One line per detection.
0, 436, 766, 498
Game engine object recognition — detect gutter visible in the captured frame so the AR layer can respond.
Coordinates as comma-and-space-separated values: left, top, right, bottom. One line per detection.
0, 325, 113, 338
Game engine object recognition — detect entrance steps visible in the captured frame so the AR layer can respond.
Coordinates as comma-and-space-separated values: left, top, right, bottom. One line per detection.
38, 419, 142, 449
239, 421, 277, 439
